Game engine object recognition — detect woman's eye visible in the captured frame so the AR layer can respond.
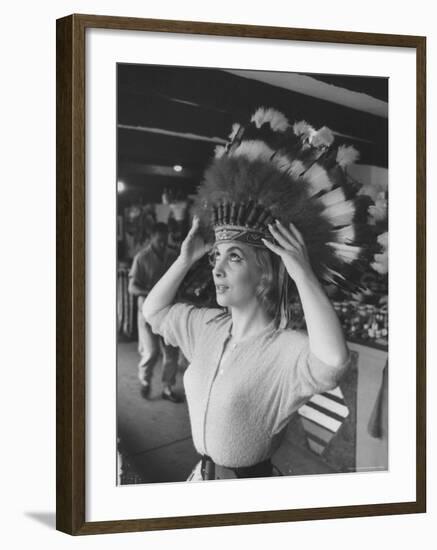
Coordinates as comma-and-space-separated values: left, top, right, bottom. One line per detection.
229, 253, 242, 262
209, 250, 242, 266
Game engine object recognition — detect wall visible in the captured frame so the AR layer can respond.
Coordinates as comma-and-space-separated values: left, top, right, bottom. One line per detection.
1, 1, 434, 548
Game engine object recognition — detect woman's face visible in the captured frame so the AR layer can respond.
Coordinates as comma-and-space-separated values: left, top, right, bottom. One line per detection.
209, 241, 262, 309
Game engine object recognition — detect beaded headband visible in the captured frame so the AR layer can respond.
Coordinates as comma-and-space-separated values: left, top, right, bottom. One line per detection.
212, 200, 275, 248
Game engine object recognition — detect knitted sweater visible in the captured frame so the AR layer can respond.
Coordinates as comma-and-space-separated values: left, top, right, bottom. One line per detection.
148, 303, 350, 468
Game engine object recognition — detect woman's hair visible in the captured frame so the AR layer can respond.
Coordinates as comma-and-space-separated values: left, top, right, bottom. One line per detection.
252, 247, 281, 320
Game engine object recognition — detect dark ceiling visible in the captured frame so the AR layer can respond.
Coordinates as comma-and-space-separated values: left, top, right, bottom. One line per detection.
117, 63, 388, 204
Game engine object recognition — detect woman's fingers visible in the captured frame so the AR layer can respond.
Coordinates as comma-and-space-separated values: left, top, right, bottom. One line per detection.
268, 223, 294, 250
273, 220, 301, 248
261, 238, 284, 256
191, 215, 200, 231
186, 215, 200, 239
287, 221, 305, 246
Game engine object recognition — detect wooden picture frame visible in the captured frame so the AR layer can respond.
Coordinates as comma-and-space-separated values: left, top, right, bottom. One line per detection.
56, 13, 426, 535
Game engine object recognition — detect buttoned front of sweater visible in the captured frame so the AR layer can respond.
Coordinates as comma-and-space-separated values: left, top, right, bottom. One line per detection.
148, 303, 349, 468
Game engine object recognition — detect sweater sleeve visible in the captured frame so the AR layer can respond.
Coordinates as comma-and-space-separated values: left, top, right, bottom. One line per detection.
145, 302, 211, 362
271, 331, 350, 436
295, 336, 351, 395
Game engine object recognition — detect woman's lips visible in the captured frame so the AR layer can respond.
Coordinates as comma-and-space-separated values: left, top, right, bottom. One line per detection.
215, 284, 229, 294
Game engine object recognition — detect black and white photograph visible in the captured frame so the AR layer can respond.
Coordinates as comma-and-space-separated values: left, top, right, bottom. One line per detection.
115, 64, 389, 485
2, 0, 431, 544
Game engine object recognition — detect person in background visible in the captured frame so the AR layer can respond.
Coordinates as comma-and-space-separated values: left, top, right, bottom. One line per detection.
128, 222, 182, 403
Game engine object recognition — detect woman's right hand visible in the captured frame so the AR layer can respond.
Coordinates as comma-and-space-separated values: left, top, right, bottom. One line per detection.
179, 216, 212, 266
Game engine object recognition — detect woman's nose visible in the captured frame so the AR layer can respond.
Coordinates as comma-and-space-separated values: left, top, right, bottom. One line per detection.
213, 257, 226, 277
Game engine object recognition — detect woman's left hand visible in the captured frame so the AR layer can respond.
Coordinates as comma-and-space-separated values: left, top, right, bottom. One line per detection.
262, 220, 314, 283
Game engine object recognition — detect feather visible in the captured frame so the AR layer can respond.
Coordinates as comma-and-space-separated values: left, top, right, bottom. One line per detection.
251, 107, 290, 132
336, 145, 360, 167
293, 120, 315, 141
230, 140, 276, 163
271, 152, 294, 174
368, 204, 387, 223
377, 231, 388, 248
214, 145, 226, 158
321, 264, 346, 281
303, 164, 333, 195
371, 253, 388, 274
331, 225, 355, 244
368, 193, 388, 223
288, 160, 306, 178
321, 272, 337, 285
311, 126, 335, 148
371, 232, 388, 273
322, 200, 356, 226
317, 187, 346, 208
327, 242, 361, 263
228, 123, 241, 141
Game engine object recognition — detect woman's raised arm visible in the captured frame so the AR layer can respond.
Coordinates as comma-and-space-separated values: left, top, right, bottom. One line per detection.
263, 220, 349, 368
142, 217, 212, 321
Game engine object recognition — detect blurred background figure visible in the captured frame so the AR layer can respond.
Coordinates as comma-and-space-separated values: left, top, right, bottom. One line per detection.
128, 222, 182, 402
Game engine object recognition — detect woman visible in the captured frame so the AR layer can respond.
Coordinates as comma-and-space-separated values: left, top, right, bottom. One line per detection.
142, 215, 350, 480
143, 107, 368, 481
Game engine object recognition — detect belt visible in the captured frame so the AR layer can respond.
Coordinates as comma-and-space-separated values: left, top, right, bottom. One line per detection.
200, 455, 273, 480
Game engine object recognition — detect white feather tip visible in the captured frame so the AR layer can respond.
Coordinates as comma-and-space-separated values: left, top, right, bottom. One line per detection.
317, 187, 346, 208
322, 200, 356, 226
332, 225, 355, 244
214, 145, 226, 158
311, 126, 335, 148
303, 164, 333, 195
336, 145, 360, 168
230, 140, 275, 163
228, 123, 241, 141
293, 120, 315, 140
328, 242, 361, 263
251, 107, 290, 132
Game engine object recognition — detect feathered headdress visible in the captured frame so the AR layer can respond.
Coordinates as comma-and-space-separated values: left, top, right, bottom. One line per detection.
186, 107, 378, 326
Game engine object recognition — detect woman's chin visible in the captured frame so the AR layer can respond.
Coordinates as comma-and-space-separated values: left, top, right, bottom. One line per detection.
215, 294, 229, 307
215, 292, 232, 307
